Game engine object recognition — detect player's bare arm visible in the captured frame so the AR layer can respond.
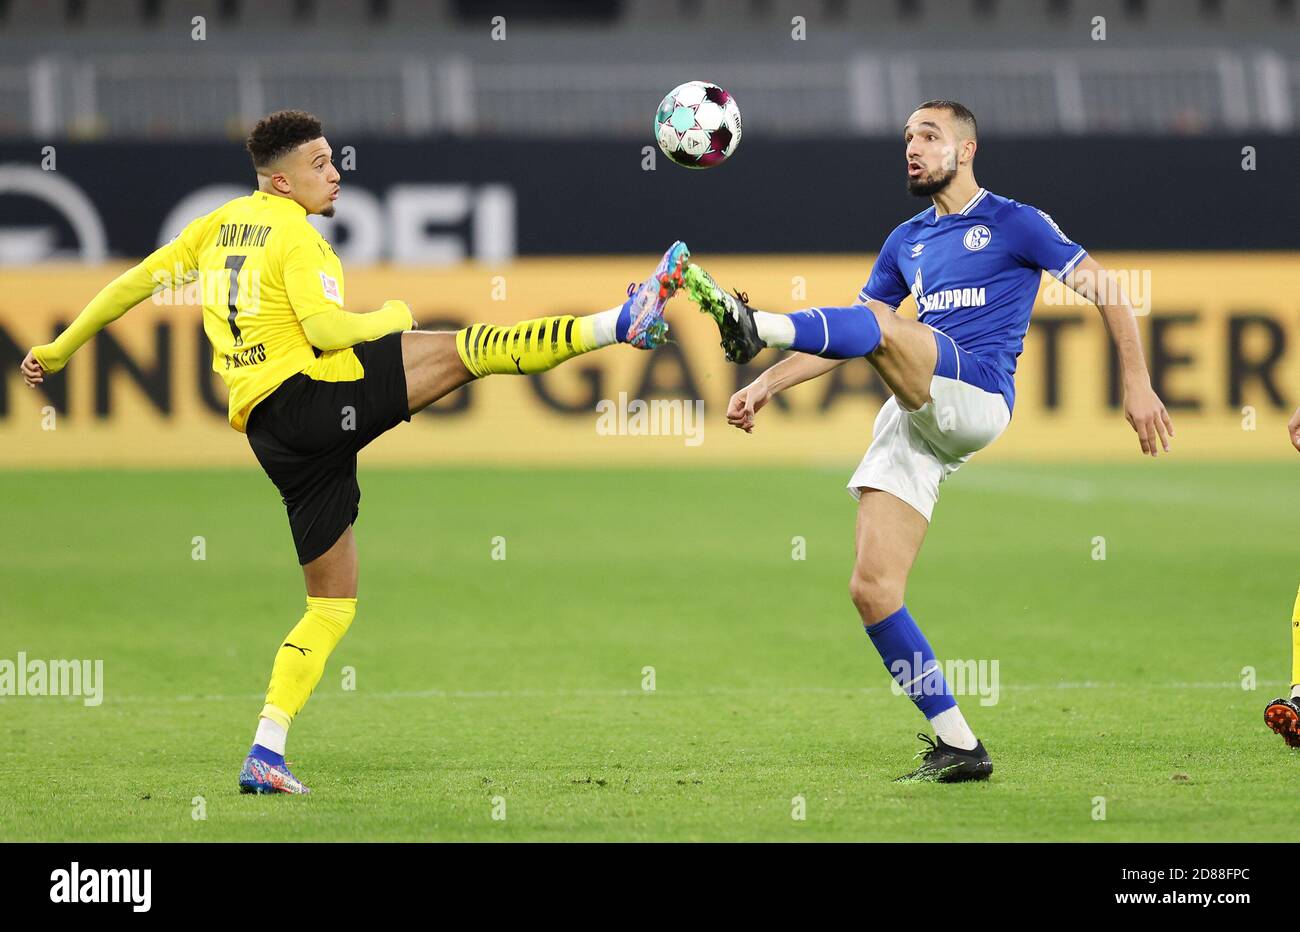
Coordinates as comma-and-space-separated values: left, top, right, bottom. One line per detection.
1287, 406, 1300, 452
727, 353, 846, 432
1063, 254, 1173, 457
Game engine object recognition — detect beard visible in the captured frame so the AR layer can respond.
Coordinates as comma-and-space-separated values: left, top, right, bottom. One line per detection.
906, 166, 957, 197
320, 205, 336, 218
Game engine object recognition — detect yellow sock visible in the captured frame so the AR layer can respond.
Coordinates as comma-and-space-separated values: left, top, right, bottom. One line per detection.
260, 596, 357, 729
1291, 585, 1300, 695
455, 315, 602, 378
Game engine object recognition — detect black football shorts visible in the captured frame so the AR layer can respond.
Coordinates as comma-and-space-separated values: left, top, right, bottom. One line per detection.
246, 332, 411, 565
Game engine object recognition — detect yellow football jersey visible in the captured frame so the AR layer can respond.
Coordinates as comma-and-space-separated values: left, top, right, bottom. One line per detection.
145, 190, 364, 431
31, 189, 413, 434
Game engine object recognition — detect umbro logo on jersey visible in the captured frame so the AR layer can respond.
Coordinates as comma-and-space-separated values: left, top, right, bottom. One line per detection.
963, 225, 991, 251
910, 242, 925, 258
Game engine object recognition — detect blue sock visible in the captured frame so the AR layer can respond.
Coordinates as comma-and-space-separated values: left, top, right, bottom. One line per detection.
249, 743, 285, 768
788, 306, 882, 359
865, 605, 956, 718
615, 285, 637, 342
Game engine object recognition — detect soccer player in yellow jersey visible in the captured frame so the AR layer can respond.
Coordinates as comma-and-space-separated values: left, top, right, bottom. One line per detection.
19, 110, 691, 794
1264, 406, 1300, 748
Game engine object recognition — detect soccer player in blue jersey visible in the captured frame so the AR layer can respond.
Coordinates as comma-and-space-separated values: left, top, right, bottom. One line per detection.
684, 100, 1174, 782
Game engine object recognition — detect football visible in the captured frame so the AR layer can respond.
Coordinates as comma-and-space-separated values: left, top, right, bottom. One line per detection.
654, 80, 742, 169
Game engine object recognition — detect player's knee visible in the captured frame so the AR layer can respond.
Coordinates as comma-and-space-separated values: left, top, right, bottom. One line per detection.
867, 304, 893, 354
848, 566, 902, 623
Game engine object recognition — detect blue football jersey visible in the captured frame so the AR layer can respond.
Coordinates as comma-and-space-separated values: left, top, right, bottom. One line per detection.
857, 188, 1087, 412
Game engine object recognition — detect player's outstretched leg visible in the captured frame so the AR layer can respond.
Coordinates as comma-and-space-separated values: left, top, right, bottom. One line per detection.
683, 261, 882, 365
456, 240, 689, 375
399, 241, 690, 415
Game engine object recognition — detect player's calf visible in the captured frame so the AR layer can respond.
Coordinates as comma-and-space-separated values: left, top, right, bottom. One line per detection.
454, 241, 689, 378
865, 605, 990, 782
684, 261, 941, 408
397, 243, 689, 414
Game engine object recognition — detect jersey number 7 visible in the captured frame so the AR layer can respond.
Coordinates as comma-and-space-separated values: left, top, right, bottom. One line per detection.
225, 255, 246, 348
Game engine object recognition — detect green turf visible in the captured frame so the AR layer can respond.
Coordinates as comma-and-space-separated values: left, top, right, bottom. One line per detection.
1, 463, 1297, 841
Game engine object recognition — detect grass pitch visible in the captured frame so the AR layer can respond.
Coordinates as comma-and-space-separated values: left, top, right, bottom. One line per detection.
1, 462, 1297, 841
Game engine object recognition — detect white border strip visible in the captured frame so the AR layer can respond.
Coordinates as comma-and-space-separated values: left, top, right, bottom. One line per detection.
959, 187, 988, 215
1052, 247, 1088, 281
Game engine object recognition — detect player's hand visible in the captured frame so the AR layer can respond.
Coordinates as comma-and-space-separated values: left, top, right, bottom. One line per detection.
1124, 383, 1173, 457
20, 351, 45, 388
727, 380, 771, 433
1287, 406, 1300, 453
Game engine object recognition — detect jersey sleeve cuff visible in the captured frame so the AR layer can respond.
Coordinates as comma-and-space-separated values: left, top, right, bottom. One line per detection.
1050, 248, 1088, 281
30, 344, 62, 374
858, 290, 897, 310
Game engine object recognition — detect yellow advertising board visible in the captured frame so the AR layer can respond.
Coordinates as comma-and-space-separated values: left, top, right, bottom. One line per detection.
2, 254, 1298, 467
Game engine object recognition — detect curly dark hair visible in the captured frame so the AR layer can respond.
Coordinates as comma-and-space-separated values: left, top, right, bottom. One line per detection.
245, 110, 324, 168
916, 99, 978, 139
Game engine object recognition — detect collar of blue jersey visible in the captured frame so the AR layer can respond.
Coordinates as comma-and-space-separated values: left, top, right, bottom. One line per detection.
251, 190, 308, 217
926, 186, 988, 224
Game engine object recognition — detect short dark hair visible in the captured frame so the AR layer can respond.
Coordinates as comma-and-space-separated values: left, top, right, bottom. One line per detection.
915, 99, 978, 139
245, 110, 323, 168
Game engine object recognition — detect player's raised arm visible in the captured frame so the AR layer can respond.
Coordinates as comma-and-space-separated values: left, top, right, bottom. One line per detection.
1062, 254, 1173, 457
726, 353, 847, 433
20, 228, 203, 388
282, 241, 414, 351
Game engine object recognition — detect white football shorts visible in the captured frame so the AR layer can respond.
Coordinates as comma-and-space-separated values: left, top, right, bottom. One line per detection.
847, 373, 1011, 521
